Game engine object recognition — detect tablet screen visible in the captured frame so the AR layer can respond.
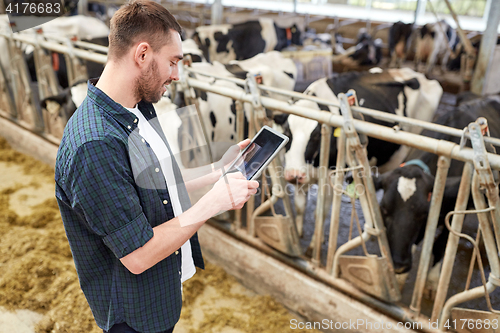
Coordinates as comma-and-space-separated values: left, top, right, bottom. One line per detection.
230, 128, 286, 180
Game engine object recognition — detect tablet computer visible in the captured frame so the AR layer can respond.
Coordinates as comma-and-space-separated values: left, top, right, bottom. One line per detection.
223, 125, 289, 181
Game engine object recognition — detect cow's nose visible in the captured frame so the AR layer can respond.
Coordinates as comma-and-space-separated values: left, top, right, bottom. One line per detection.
394, 266, 409, 274
392, 257, 412, 274
285, 170, 307, 183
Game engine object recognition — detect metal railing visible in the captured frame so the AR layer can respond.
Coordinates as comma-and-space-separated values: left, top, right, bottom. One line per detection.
181, 63, 500, 330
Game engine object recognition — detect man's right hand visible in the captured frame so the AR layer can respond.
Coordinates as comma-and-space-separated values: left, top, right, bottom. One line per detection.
210, 172, 259, 211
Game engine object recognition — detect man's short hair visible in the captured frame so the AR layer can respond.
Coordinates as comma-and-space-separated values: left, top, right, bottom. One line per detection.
109, 0, 182, 61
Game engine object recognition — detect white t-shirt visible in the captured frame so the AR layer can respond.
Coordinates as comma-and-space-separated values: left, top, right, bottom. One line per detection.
126, 105, 196, 283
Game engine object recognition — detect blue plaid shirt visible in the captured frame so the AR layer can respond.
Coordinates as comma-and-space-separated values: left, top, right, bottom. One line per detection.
55, 79, 204, 333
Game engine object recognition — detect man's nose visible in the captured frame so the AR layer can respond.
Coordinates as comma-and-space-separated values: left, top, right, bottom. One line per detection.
171, 65, 180, 81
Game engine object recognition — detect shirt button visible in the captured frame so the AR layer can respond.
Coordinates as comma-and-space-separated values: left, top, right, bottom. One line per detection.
179, 271, 181, 275
175, 250, 179, 255
155, 168, 160, 173
163, 200, 168, 204
141, 138, 145, 143
134, 118, 138, 123
127, 125, 131, 129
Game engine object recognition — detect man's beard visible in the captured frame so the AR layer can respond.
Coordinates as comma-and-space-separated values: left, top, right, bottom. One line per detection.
135, 59, 168, 104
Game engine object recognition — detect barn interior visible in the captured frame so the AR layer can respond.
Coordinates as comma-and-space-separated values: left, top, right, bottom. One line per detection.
1, 0, 500, 332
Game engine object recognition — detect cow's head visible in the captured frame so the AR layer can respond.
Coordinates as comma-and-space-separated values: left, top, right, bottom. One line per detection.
274, 103, 337, 185
374, 164, 434, 273
350, 31, 382, 66
274, 113, 312, 184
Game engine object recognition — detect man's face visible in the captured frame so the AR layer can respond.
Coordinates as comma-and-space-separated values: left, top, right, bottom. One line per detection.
135, 30, 183, 104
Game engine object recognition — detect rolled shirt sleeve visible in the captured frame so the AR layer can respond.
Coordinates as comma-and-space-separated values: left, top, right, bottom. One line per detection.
66, 139, 153, 258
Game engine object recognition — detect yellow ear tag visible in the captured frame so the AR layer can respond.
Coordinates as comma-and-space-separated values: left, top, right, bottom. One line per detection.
333, 127, 341, 137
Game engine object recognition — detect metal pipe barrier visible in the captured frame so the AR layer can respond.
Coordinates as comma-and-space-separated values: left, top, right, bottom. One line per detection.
325, 127, 346, 274
430, 120, 500, 327
184, 76, 500, 169
0, 32, 108, 64
410, 155, 451, 317
184, 66, 500, 148
180, 73, 500, 329
311, 123, 331, 264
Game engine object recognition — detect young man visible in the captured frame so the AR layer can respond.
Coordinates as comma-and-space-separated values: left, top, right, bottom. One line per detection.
54, 1, 259, 332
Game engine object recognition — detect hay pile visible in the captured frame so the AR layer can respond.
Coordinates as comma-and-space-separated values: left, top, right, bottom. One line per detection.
0, 137, 99, 333
0, 137, 316, 333
180, 263, 316, 333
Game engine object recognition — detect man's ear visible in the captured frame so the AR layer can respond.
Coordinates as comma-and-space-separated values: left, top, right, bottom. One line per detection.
134, 42, 152, 67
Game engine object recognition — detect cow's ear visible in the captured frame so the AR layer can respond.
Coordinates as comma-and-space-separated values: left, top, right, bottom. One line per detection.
373, 171, 390, 191
402, 78, 420, 90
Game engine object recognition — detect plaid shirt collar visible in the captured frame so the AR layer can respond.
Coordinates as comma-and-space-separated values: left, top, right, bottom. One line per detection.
87, 78, 158, 131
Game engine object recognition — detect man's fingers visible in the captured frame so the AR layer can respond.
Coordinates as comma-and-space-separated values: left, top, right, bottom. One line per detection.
222, 171, 245, 180
230, 171, 246, 179
237, 138, 251, 150
248, 180, 260, 188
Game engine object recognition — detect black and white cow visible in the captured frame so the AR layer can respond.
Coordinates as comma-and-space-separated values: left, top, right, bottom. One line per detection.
414, 20, 459, 74
374, 95, 500, 293
350, 29, 383, 66
174, 51, 297, 162
42, 51, 297, 163
388, 21, 414, 68
275, 68, 443, 236
192, 18, 302, 63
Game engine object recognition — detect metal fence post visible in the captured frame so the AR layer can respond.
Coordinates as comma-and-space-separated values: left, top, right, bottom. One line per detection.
312, 124, 332, 265
326, 128, 345, 274
431, 162, 473, 322
410, 155, 451, 317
